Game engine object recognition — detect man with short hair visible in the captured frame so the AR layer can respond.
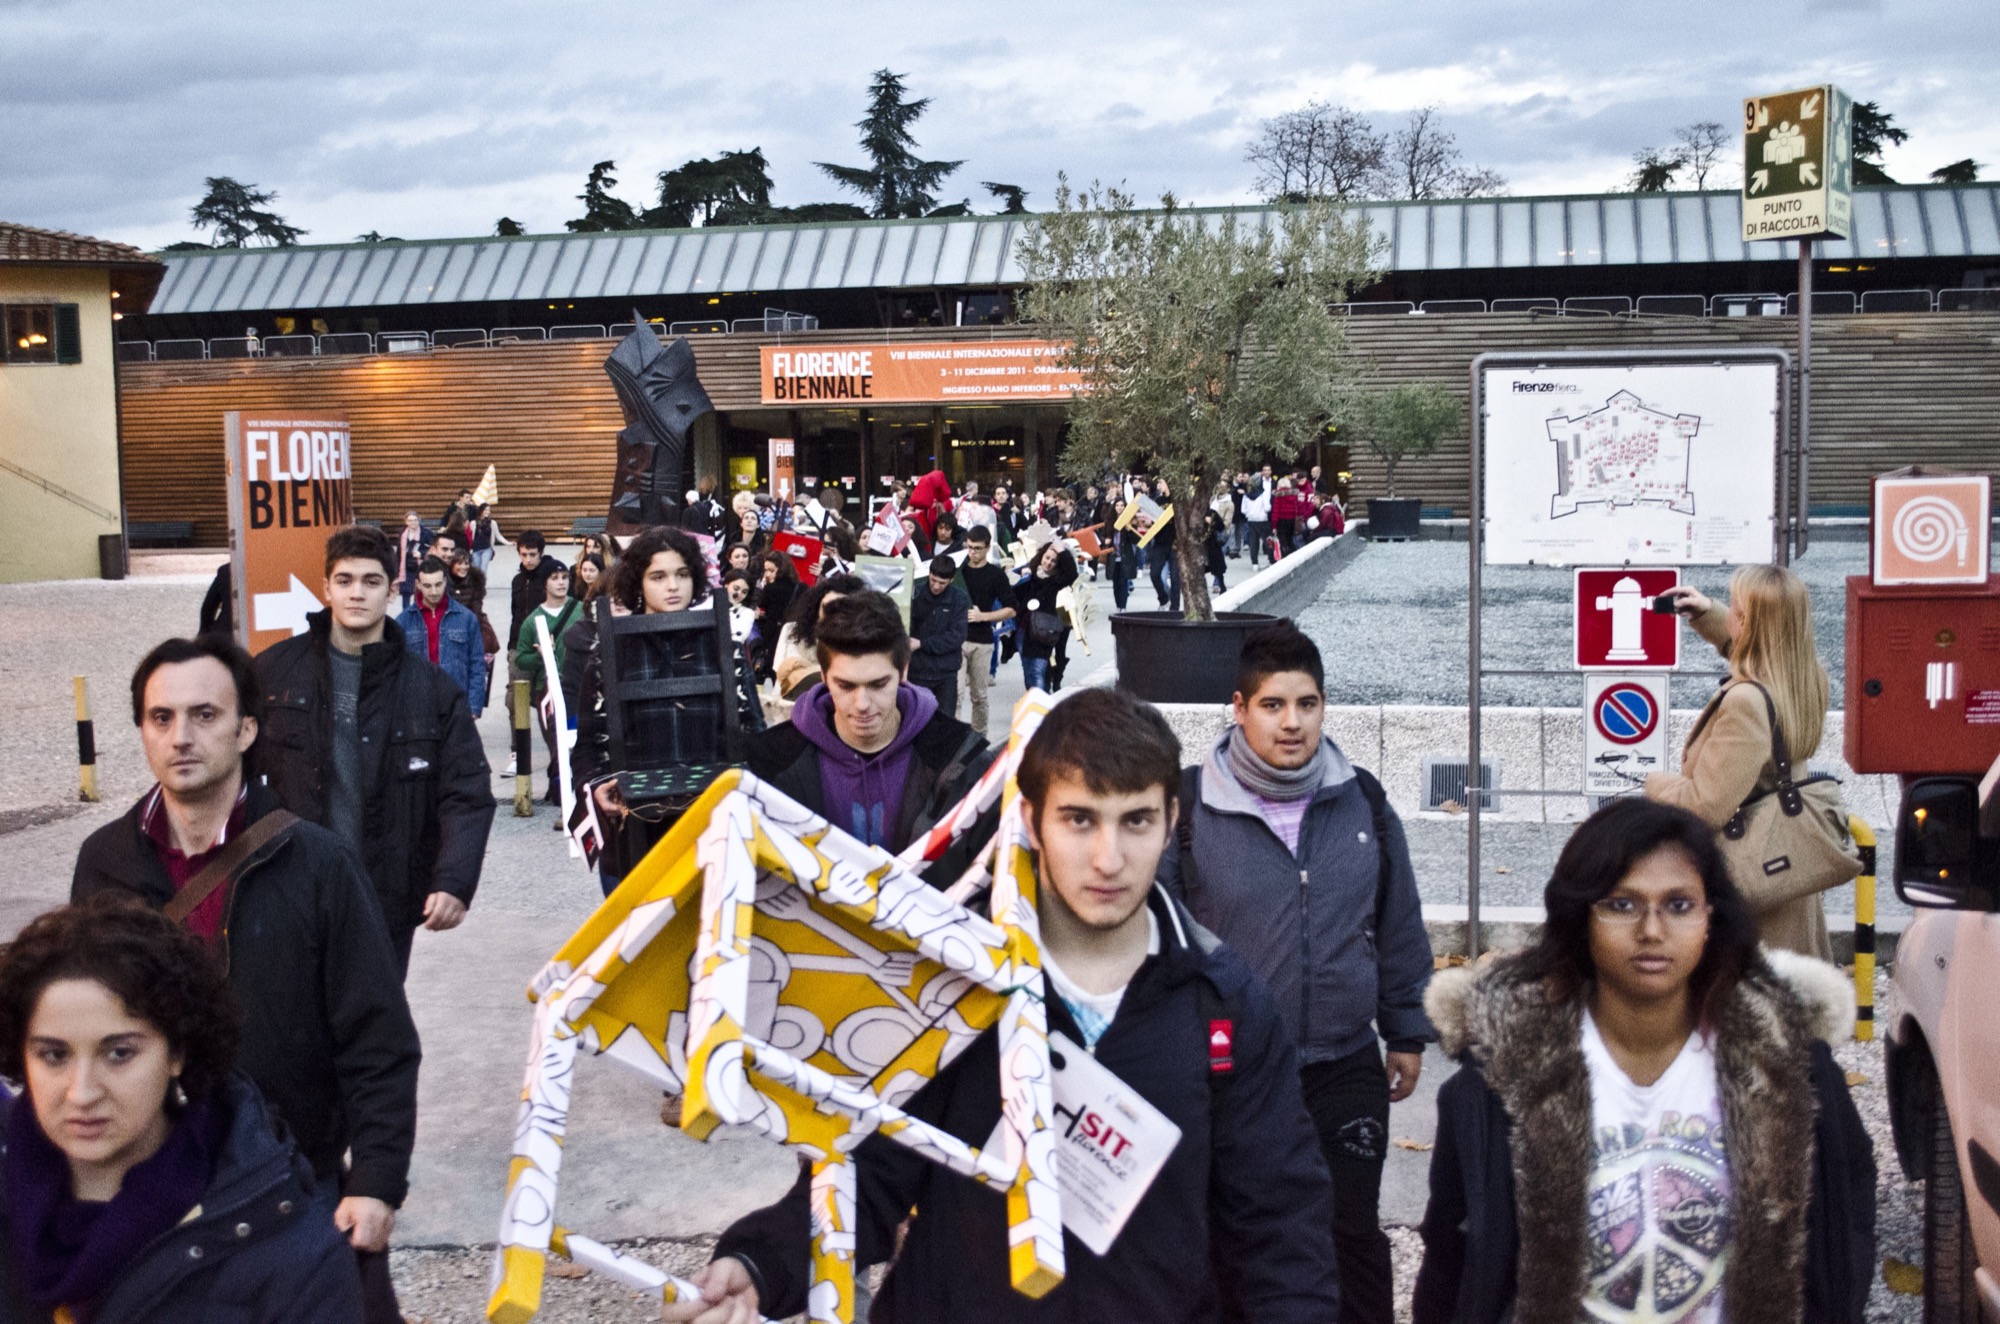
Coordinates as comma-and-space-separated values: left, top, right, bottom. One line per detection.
443, 487, 475, 530
508, 529, 559, 654
397, 557, 485, 716
746, 591, 991, 883
1244, 465, 1275, 566
73, 634, 422, 1323
1164, 619, 1433, 1324
254, 525, 496, 971
907, 553, 969, 719
669, 686, 1342, 1324
957, 526, 1014, 735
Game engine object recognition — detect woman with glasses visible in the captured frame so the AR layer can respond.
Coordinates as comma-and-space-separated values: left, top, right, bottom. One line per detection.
1413, 797, 1874, 1324
0, 895, 362, 1321
1646, 565, 1841, 958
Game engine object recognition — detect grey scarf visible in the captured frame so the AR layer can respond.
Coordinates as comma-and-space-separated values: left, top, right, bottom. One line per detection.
1225, 727, 1328, 802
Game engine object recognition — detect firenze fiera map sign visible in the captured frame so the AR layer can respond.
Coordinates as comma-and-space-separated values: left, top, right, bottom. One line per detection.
760, 340, 1084, 404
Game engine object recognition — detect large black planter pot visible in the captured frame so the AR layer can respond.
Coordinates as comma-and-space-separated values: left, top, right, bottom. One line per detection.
1111, 611, 1278, 704
1366, 497, 1423, 540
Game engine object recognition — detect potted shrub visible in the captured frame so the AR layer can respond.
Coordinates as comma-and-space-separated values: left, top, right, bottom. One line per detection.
1346, 381, 1461, 540
1016, 181, 1379, 701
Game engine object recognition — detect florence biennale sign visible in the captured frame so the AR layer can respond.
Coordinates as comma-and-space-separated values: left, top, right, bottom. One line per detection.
224, 413, 354, 654
1742, 83, 1853, 243
761, 340, 1084, 405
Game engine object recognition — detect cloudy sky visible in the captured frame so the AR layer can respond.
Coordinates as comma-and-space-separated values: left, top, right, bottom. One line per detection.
3, 0, 1991, 250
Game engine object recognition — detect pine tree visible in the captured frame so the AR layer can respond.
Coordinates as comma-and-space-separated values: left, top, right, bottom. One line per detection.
566, 161, 642, 232
190, 177, 306, 247
816, 70, 963, 218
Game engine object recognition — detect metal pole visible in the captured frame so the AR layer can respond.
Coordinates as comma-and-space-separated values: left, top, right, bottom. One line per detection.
1466, 367, 1484, 960
1797, 240, 1813, 560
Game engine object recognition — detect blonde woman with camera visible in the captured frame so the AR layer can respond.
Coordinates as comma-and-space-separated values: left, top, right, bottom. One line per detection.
1647, 564, 1848, 959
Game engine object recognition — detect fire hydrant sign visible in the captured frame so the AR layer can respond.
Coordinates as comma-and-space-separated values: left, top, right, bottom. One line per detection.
224, 413, 354, 655
1575, 568, 1681, 670
1872, 473, 1990, 586
1585, 673, 1672, 794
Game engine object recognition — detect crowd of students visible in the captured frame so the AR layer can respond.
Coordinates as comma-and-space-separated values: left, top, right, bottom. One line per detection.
0, 490, 1877, 1323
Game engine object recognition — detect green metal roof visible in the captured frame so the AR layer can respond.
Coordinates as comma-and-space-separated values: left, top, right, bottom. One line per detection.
147, 183, 2000, 316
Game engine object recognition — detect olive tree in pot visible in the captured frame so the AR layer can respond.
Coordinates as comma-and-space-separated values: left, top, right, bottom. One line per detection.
1017, 179, 1379, 701
1346, 381, 1462, 540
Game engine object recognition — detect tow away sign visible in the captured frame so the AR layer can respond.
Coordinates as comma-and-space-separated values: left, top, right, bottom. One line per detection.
1584, 673, 1671, 795
1742, 84, 1852, 242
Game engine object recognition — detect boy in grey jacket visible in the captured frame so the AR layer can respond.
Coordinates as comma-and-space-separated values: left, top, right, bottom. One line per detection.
1162, 619, 1433, 1324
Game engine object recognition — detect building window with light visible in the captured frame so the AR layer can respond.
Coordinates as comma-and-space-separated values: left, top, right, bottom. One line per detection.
3, 303, 81, 364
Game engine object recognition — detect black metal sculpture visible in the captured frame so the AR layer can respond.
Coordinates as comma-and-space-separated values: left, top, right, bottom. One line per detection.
604, 317, 713, 534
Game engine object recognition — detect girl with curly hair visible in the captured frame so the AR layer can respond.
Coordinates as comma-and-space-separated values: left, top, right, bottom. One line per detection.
0, 894, 362, 1321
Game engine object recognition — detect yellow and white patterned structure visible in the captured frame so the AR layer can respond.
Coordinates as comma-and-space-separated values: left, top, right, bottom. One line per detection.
487, 693, 1063, 1324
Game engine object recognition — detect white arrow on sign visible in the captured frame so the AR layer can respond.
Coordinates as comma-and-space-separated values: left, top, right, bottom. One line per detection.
1801, 91, 1821, 119
1750, 169, 1770, 194
254, 574, 322, 637
1801, 161, 1819, 186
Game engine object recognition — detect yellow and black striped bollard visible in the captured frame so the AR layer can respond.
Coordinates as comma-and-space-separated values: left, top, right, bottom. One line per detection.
1848, 815, 1876, 1042
512, 679, 534, 817
74, 676, 99, 803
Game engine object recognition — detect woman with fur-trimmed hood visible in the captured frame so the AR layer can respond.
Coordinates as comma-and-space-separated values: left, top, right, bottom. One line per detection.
1413, 798, 1875, 1324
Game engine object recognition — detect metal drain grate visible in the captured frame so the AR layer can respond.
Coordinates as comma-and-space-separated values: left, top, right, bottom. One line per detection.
1422, 756, 1498, 812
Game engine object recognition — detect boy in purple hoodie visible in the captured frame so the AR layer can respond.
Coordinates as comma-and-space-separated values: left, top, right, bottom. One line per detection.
745, 591, 994, 884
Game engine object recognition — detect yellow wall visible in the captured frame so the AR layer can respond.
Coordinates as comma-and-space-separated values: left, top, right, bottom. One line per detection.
0, 266, 123, 583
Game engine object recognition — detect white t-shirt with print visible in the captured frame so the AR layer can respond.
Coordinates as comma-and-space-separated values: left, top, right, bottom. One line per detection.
1038, 912, 1159, 1053
1579, 1010, 1733, 1324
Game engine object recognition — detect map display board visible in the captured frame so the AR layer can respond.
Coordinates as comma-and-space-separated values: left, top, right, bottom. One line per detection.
1481, 359, 1782, 566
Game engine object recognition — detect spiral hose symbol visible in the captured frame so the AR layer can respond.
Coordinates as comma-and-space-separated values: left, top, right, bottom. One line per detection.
1892, 496, 1968, 565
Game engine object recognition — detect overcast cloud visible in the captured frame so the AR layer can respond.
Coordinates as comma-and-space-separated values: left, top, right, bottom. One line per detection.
2, 0, 1992, 250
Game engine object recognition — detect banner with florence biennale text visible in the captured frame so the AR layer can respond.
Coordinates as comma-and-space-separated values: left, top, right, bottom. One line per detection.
225, 413, 354, 655
761, 340, 1084, 405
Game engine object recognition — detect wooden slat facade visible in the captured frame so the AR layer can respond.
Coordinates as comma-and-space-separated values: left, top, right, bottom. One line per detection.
119, 316, 2000, 546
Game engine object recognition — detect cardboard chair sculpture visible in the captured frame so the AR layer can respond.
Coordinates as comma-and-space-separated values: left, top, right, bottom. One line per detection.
488, 693, 1066, 1324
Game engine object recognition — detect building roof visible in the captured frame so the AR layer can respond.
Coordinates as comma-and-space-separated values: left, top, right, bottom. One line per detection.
144, 183, 2000, 318
2, 222, 168, 311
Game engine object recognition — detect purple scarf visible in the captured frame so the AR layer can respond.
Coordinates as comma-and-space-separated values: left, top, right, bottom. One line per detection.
5, 1089, 224, 1314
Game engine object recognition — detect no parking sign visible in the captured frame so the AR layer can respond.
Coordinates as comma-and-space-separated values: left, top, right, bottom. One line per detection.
1584, 673, 1671, 795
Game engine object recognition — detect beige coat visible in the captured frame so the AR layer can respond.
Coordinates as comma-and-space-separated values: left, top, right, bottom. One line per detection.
1644, 603, 1834, 959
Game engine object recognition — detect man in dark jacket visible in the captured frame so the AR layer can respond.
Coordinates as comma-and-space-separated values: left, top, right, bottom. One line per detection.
507, 529, 560, 653
72, 633, 421, 1323
906, 553, 969, 719
253, 525, 496, 972
1162, 620, 1434, 1324
746, 591, 991, 884
666, 686, 1341, 1324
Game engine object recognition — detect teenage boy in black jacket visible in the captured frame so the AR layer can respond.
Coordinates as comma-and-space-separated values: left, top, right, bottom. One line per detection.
667, 687, 1341, 1324
253, 525, 495, 971
73, 633, 421, 1324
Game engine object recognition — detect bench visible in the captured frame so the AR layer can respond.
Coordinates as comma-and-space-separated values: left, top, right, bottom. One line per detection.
127, 520, 198, 548
568, 516, 608, 540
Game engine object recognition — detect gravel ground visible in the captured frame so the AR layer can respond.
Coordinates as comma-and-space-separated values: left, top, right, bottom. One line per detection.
1299, 537, 1873, 711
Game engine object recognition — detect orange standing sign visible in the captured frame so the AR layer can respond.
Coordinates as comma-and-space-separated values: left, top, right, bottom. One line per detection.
760, 340, 1084, 404
224, 413, 354, 654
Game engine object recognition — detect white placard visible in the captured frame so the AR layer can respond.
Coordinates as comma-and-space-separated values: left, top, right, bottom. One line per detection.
1583, 673, 1672, 795
1483, 361, 1781, 566
1048, 1031, 1182, 1256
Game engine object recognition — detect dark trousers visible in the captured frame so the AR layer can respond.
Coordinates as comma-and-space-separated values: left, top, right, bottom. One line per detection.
1111, 551, 1134, 610
1147, 544, 1181, 612
316, 1176, 401, 1324
916, 673, 957, 722
1300, 1044, 1393, 1324
1247, 520, 1272, 565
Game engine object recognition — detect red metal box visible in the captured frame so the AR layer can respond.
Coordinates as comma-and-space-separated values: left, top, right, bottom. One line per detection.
1845, 573, 2000, 774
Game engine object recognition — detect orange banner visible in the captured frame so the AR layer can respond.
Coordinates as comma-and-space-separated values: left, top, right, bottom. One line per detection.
224, 413, 354, 655
761, 340, 1083, 405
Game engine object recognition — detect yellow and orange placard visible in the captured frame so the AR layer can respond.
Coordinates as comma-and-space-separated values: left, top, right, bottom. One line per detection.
761, 340, 1083, 405
223, 413, 354, 655
488, 694, 1064, 1324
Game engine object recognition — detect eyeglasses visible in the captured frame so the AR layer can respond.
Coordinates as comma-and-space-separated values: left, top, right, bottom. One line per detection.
1590, 896, 1712, 928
